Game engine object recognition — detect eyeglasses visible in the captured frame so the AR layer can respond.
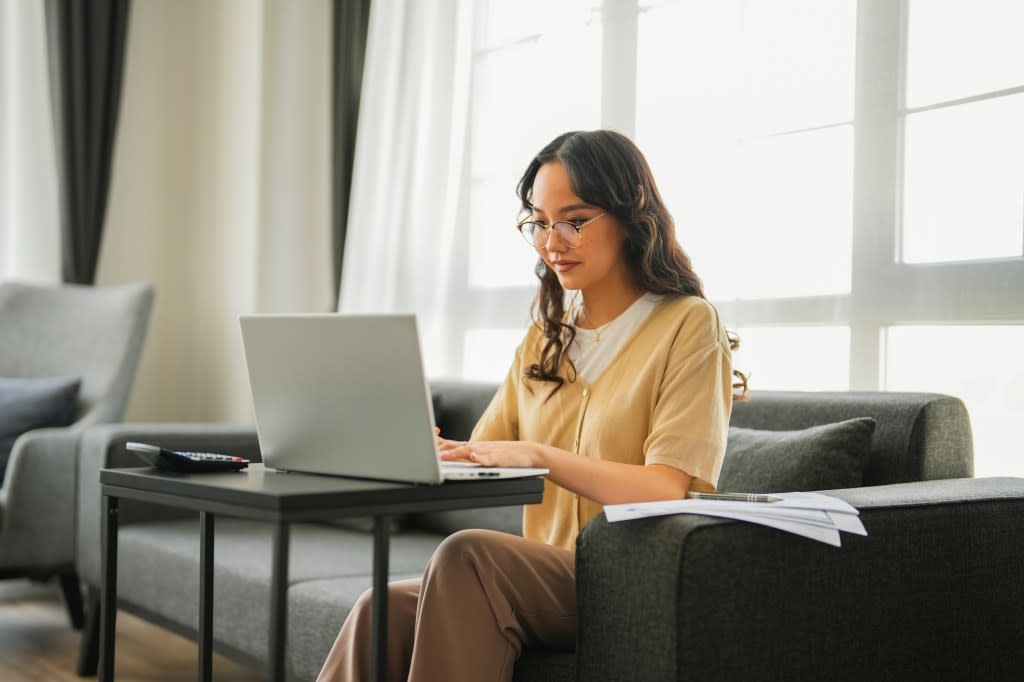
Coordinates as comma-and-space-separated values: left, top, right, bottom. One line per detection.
516, 213, 606, 249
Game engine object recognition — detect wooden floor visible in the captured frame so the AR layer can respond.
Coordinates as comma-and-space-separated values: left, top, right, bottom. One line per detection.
0, 580, 262, 681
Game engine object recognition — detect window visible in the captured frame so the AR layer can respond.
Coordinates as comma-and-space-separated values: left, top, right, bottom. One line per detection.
468, 0, 602, 289
734, 325, 851, 392
463, 328, 526, 382
901, 0, 1024, 264
455, 0, 1024, 476
637, 0, 856, 300
885, 325, 1024, 477
456, 0, 602, 382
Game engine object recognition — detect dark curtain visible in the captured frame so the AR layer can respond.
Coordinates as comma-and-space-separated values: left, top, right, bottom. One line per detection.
45, 0, 131, 285
332, 0, 372, 308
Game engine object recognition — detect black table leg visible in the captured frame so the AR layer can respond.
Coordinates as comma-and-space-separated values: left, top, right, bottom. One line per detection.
269, 522, 289, 681
199, 511, 214, 681
98, 495, 119, 682
370, 514, 391, 682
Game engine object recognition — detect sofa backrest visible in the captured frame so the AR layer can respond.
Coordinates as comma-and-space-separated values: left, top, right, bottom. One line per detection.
429, 381, 498, 444
731, 391, 973, 485
417, 381, 974, 535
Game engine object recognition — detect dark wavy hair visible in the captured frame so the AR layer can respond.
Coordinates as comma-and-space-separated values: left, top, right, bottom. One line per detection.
516, 130, 705, 392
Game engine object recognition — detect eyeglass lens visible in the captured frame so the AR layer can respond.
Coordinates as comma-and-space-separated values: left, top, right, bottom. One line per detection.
522, 222, 580, 248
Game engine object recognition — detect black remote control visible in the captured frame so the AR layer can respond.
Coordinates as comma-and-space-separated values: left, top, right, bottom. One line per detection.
126, 442, 250, 473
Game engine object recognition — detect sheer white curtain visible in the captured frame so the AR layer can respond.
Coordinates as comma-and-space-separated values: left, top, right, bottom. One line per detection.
339, 0, 474, 376
343, 0, 608, 381
0, 0, 61, 283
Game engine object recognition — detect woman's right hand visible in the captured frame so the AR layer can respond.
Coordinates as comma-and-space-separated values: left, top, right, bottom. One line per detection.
434, 427, 474, 462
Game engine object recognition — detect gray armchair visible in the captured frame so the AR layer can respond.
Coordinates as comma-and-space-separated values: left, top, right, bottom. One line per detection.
0, 280, 154, 628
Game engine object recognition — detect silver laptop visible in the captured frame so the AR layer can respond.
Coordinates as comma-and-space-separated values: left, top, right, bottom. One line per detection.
238, 314, 549, 484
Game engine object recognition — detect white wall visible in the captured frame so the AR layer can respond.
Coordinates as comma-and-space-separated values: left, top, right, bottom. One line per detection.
98, 0, 332, 423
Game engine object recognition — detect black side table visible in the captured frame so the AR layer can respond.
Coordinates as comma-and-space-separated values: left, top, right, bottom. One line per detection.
98, 464, 544, 682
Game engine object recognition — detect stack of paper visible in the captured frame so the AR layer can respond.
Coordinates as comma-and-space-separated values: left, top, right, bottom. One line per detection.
603, 492, 866, 547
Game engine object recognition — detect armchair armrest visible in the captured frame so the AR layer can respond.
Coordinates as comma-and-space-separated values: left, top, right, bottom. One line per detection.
575, 478, 1024, 682
0, 428, 81, 569
75, 423, 260, 587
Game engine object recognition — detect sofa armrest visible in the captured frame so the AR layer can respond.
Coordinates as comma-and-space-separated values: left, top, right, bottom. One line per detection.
0, 428, 81, 569
575, 478, 1024, 682
575, 501, 730, 681
75, 423, 260, 588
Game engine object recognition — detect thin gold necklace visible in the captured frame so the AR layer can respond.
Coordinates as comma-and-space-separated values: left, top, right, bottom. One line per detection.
575, 300, 617, 342
589, 317, 615, 342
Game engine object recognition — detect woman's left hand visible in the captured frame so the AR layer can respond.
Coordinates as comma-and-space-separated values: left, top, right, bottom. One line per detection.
436, 433, 545, 469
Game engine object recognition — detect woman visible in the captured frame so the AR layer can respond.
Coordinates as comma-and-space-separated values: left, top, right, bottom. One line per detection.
317, 130, 733, 682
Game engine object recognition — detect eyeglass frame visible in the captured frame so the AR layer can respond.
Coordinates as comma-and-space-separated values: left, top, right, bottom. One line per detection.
516, 212, 607, 249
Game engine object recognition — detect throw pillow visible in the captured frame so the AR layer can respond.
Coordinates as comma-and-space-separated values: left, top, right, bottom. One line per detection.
0, 376, 81, 483
717, 417, 876, 493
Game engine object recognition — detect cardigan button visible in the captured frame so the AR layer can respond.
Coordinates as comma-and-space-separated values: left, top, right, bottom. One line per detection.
582, 387, 589, 397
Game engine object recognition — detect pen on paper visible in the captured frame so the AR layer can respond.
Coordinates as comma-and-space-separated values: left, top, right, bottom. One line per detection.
687, 491, 783, 503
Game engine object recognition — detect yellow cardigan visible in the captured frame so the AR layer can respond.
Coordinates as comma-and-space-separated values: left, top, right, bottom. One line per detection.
471, 294, 734, 551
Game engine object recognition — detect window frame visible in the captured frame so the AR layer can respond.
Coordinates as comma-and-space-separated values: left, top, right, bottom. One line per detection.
452, 0, 1024, 389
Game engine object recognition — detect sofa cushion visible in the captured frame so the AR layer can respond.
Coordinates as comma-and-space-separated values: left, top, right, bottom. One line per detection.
717, 417, 876, 493
408, 505, 524, 537
324, 515, 404, 534
288, 576, 576, 682
288, 574, 424, 680
114, 517, 443, 674
0, 376, 80, 482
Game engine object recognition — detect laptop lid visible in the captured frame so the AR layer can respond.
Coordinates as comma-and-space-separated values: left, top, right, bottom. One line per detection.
239, 314, 445, 484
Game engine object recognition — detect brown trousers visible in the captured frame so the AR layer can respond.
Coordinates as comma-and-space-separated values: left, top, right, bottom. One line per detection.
316, 529, 576, 682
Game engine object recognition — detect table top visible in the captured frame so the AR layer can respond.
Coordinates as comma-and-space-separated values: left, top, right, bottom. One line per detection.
101, 464, 545, 521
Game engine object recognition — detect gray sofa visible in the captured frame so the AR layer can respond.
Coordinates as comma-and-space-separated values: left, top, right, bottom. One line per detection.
74, 382, 1024, 681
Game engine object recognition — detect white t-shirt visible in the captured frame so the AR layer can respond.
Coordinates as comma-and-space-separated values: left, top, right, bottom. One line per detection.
568, 292, 663, 383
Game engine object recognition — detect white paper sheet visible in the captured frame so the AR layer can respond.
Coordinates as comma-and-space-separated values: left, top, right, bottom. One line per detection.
827, 511, 867, 536
603, 492, 865, 546
761, 491, 860, 514
705, 510, 843, 547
